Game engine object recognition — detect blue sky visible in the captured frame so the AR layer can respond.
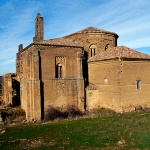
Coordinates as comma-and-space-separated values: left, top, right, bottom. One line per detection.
0, 0, 150, 75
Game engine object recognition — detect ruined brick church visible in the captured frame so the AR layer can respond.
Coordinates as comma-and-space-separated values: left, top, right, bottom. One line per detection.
2, 13, 150, 121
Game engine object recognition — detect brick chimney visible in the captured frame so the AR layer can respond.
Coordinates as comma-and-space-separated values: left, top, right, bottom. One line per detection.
33, 13, 44, 42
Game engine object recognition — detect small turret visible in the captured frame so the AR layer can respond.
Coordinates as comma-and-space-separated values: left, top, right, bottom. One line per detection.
33, 13, 44, 42
18, 44, 23, 52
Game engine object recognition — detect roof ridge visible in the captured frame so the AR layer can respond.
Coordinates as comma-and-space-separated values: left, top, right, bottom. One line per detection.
88, 46, 150, 62
63, 26, 118, 37
34, 37, 82, 47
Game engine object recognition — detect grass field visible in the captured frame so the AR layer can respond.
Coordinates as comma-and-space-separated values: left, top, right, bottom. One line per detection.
0, 110, 150, 149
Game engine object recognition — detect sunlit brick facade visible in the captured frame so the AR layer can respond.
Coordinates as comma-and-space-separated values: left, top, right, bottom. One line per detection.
4, 13, 150, 121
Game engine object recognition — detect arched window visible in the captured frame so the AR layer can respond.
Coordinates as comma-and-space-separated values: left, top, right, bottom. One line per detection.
89, 44, 97, 57
56, 63, 63, 78
105, 44, 110, 50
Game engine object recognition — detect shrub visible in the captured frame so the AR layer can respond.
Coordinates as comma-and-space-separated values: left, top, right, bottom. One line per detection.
8, 107, 26, 118
66, 106, 83, 118
45, 107, 63, 121
45, 106, 84, 121
1, 107, 26, 124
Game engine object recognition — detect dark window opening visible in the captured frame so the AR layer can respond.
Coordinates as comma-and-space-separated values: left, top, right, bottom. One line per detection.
136, 80, 141, 90
90, 48, 93, 57
56, 64, 63, 78
89, 45, 97, 57
94, 48, 96, 55
105, 44, 110, 50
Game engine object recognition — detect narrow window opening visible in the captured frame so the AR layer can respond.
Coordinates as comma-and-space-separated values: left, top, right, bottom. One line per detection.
94, 48, 96, 55
89, 44, 97, 58
90, 48, 92, 57
58, 66, 62, 78
56, 64, 63, 78
136, 80, 141, 90
105, 44, 110, 50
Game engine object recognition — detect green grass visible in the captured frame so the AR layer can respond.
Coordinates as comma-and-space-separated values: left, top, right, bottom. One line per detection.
0, 111, 150, 149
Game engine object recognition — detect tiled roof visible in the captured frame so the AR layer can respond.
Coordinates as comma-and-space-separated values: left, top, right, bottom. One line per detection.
65, 26, 118, 37
35, 38, 82, 47
34, 26, 118, 47
88, 46, 150, 62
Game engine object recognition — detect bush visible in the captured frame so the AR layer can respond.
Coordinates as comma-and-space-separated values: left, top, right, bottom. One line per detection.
1, 107, 26, 125
45, 106, 84, 121
45, 107, 64, 121
8, 107, 26, 118
67, 106, 83, 118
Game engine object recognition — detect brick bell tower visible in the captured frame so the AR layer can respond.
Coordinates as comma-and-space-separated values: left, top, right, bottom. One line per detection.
33, 13, 44, 42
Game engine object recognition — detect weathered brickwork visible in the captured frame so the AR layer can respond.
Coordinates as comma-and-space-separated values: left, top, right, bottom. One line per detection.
87, 47, 150, 112
2, 13, 150, 121
2, 73, 20, 106
63, 27, 118, 59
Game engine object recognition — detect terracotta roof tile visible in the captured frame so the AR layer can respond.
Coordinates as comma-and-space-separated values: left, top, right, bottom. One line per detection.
65, 26, 118, 37
35, 38, 82, 47
88, 46, 150, 62
34, 26, 118, 47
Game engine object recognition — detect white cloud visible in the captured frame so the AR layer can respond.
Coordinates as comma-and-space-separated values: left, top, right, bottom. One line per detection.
122, 36, 150, 49
0, 58, 15, 66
